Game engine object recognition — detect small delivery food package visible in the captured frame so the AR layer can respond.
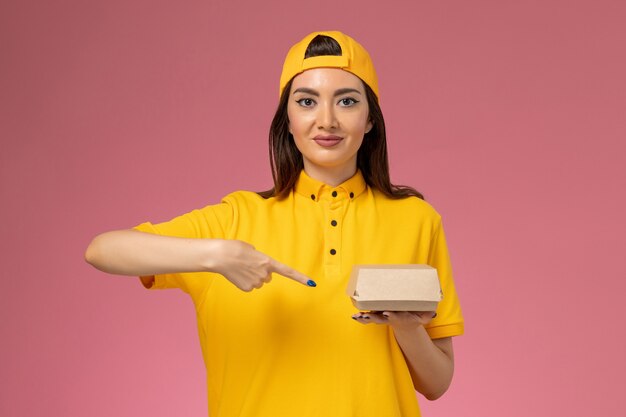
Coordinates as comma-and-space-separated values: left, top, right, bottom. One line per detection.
346, 264, 442, 311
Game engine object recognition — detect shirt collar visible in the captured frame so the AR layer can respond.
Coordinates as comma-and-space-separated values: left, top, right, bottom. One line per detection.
294, 169, 367, 202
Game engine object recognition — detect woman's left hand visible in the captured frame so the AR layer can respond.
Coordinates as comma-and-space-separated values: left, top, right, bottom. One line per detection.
351, 311, 437, 331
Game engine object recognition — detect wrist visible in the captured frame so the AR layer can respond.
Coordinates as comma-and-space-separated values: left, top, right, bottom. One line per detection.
200, 239, 224, 273
391, 321, 424, 335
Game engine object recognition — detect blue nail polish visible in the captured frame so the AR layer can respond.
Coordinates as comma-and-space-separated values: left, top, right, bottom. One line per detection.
307, 279, 317, 287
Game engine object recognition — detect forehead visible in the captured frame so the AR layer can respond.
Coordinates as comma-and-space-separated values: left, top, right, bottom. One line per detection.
290, 68, 366, 93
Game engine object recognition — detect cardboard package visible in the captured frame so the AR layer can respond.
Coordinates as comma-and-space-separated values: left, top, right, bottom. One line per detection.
346, 264, 442, 311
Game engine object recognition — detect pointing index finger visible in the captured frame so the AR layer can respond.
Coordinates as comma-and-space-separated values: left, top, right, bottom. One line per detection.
269, 258, 317, 287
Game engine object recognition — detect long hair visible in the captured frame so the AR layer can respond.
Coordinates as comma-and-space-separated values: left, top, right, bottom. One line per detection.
259, 35, 423, 200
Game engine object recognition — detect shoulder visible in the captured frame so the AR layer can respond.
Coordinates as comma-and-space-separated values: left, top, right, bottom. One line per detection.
370, 188, 442, 224
219, 190, 281, 214
221, 190, 273, 206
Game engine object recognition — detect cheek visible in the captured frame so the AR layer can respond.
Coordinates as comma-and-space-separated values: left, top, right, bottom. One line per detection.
350, 114, 371, 136
358, 104, 372, 132
287, 112, 313, 138
287, 118, 306, 148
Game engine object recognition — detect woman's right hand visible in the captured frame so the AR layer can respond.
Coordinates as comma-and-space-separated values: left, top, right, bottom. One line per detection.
85, 231, 314, 291
209, 239, 316, 292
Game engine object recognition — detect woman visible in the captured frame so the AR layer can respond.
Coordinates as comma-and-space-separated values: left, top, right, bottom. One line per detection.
85, 31, 464, 417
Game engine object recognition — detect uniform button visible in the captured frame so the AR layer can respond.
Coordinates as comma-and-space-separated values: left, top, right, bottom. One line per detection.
332, 191, 338, 197
331, 220, 337, 227
349, 192, 354, 198
311, 194, 315, 200
330, 249, 336, 255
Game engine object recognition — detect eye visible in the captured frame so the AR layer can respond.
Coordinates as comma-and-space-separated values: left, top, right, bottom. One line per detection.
339, 97, 358, 107
296, 98, 315, 107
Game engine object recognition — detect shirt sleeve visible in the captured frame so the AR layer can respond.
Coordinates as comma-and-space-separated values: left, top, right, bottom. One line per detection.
423, 216, 465, 339
132, 199, 235, 292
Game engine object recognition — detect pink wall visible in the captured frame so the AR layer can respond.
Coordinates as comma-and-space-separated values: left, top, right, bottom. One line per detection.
2, 0, 625, 416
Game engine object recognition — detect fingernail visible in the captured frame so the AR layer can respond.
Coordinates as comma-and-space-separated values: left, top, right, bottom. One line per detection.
363, 316, 370, 319
382, 313, 389, 318
307, 279, 317, 287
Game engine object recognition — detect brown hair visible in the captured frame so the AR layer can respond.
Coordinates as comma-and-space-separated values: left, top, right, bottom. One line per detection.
259, 35, 423, 200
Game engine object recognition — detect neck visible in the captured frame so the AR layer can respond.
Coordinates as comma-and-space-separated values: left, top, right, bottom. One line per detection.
303, 163, 357, 187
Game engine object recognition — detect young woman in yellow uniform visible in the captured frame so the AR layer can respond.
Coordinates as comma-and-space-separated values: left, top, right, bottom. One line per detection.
85, 31, 464, 417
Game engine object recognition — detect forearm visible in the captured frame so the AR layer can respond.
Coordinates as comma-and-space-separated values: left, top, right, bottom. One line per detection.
85, 229, 220, 276
392, 326, 454, 400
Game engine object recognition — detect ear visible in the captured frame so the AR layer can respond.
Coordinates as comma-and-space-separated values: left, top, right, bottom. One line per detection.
365, 119, 373, 134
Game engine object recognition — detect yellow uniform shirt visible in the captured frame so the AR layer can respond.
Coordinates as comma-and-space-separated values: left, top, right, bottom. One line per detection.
135, 169, 464, 417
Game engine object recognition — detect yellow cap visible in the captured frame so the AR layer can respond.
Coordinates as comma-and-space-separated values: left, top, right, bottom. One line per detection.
279, 31, 379, 100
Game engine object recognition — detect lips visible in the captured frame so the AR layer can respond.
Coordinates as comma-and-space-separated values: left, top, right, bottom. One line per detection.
313, 135, 343, 147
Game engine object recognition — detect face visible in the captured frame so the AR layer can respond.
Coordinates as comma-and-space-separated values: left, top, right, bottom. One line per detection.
287, 68, 373, 182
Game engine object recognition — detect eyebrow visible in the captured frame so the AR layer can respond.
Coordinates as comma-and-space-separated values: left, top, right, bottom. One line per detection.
292, 87, 363, 97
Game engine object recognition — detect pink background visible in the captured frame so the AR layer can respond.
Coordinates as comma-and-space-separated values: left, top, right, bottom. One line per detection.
1, 0, 625, 416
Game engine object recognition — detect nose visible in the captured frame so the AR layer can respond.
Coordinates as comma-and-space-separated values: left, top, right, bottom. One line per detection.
316, 101, 337, 130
